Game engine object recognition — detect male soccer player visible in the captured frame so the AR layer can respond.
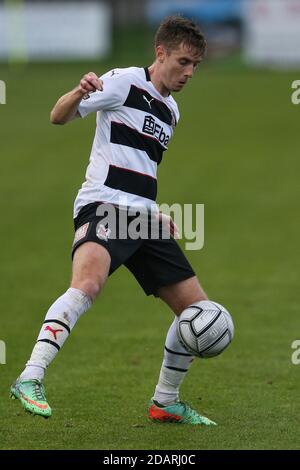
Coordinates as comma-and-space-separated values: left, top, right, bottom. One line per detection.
11, 15, 217, 425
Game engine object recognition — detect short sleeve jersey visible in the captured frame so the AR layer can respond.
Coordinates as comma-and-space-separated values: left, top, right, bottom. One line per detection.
74, 67, 180, 218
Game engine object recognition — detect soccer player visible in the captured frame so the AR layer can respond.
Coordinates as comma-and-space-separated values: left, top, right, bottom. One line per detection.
11, 15, 216, 425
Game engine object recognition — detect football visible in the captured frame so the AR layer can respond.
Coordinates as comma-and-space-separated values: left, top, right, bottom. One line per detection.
177, 300, 234, 358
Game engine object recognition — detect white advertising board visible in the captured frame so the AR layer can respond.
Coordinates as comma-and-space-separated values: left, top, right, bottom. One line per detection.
0, 2, 111, 61
244, 0, 300, 67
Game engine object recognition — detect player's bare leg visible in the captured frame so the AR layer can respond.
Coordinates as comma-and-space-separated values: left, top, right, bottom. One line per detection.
157, 276, 208, 316
10, 242, 110, 418
149, 277, 217, 425
70, 242, 111, 300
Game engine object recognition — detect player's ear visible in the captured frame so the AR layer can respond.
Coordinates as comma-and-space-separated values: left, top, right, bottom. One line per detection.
156, 45, 166, 63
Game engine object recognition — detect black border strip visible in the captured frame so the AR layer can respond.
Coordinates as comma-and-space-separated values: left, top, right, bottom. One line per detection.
43, 319, 71, 335
37, 339, 60, 351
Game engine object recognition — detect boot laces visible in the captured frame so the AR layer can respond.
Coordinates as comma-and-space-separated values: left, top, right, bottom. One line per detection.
32, 380, 45, 401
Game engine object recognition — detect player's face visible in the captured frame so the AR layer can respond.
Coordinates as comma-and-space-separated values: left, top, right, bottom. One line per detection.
159, 43, 202, 93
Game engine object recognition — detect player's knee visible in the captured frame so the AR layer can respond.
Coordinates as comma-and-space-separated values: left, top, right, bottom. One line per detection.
71, 278, 103, 301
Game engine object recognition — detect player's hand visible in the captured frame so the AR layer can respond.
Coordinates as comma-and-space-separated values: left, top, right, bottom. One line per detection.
79, 72, 103, 95
158, 212, 180, 239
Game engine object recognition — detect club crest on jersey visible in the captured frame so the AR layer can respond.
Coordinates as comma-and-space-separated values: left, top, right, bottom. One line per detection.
73, 222, 89, 246
171, 110, 177, 129
96, 223, 111, 241
142, 115, 170, 146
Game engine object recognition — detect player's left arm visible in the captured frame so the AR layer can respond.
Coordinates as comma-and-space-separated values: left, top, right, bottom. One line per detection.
157, 101, 180, 239
158, 212, 180, 239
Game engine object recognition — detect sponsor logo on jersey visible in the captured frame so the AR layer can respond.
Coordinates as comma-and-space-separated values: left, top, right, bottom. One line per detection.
142, 115, 170, 146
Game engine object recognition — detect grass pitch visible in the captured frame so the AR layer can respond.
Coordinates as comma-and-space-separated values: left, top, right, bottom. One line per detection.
0, 58, 299, 450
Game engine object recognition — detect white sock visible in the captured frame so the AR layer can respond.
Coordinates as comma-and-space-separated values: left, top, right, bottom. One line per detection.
153, 317, 194, 406
20, 288, 92, 381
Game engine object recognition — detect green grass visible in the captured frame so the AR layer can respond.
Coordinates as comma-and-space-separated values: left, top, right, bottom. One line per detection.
0, 58, 299, 450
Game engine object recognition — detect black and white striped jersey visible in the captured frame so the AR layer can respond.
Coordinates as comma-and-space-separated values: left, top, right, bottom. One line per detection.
74, 66, 180, 218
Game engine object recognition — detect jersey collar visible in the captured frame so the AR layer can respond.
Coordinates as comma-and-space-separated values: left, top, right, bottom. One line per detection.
144, 67, 151, 81
144, 67, 171, 97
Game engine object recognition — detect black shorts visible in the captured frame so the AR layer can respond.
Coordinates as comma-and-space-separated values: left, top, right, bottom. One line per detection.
72, 202, 195, 296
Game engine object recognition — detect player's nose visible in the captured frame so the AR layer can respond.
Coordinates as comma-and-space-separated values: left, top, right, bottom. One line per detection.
184, 64, 194, 78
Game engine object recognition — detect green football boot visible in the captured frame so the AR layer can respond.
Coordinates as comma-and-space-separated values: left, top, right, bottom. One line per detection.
148, 399, 217, 425
10, 379, 52, 418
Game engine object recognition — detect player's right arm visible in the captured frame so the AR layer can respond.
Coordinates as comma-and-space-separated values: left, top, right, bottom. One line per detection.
50, 72, 103, 125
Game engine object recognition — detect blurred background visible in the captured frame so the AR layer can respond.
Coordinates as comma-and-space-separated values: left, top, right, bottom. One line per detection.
0, 0, 300, 451
1, 0, 300, 66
